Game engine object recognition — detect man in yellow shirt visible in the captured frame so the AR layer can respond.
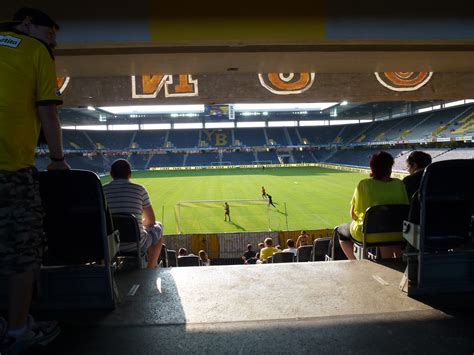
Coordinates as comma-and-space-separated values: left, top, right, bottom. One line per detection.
0, 7, 69, 353
259, 237, 281, 262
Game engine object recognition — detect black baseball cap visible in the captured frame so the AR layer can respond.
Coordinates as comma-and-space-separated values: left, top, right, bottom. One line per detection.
12, 7, 59, 30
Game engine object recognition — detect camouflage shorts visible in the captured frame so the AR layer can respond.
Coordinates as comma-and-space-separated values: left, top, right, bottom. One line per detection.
0, 168, 44, 274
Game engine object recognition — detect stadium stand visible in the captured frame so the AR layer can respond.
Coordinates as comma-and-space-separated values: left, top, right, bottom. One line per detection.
148, 152, 185, 167
86, 131, 134, 150
35, 155, 52, 171
286, 127, 302, 145
37, 103, 474, 173
186, 152, 220, 166
129, 153, 149, 170
202, 129, 233, 147
311, 149, 334, 162
167, 129, 200, 148
298, 125, 344, 145
222, 151, 255, 164
266, 127, 289, 146
133, 130, 167, 149
434, 148, 474, 160
63, 130, 96, 150
234, 128, 267, 146
406, 106, 470, 140
291, 150, 317, 163
255, 151, 278, 163
339, 122, 373, 145
61, 154, 108, 172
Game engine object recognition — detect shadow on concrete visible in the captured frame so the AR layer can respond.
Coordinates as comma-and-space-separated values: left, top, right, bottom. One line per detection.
30, 309, 474, 354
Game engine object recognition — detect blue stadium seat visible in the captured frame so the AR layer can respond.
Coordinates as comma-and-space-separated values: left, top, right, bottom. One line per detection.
38, 169, 119, 309
402, 159, 474, 295
354, 204, 409, 260
296, 245, 313, 262
272, 252, 295, 263
112, 213, 145, 269
312, 237, 331, 262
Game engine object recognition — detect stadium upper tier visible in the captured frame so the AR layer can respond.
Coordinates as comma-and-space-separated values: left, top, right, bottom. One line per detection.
60, 104, 474, 152
34, 104, 474, 172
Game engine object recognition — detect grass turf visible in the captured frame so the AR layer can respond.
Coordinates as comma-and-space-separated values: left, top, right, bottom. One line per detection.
101, 167, 367, 235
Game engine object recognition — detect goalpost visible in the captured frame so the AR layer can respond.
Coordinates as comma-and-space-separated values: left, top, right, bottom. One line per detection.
174, 199, 288, 234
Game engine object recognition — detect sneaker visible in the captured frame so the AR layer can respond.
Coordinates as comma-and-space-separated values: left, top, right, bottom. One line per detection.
1, 315, 60, 354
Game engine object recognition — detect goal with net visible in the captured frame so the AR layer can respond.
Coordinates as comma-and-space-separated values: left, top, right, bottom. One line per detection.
174, 198, 287, 234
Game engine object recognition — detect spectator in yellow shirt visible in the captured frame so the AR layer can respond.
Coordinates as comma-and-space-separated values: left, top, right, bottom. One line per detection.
334, 151, 409, 260
259, 237, 281, 262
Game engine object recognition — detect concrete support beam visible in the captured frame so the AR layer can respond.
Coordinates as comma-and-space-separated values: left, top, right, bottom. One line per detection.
60, 72, 474, 106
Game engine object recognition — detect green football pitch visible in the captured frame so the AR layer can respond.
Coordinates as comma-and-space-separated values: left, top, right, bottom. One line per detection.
101, 167, 367, 235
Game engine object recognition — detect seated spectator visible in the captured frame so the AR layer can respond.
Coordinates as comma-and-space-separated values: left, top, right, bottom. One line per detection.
242, 244, 257, 264
259, 237, 281, 262
178, 248, 188, 257
255, 242, 264, 260
296, 231, 310, 248
199, 250, 211, 266
403, 151, 432, 200
283, 239, 298, 256
103, 159, 163, 268
334, 151, 409, 260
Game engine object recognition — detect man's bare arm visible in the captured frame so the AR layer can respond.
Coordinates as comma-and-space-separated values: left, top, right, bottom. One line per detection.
37, 105, 70, 170
143, 205, 156, 227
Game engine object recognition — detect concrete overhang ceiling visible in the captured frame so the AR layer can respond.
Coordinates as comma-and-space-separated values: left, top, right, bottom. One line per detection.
5, 0, 474, 104
55, 42, 474, 77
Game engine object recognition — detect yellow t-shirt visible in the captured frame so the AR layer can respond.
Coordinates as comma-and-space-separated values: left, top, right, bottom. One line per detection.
259, 247, 280, 261
0, 29, 62, 171
350, 178, 409, 243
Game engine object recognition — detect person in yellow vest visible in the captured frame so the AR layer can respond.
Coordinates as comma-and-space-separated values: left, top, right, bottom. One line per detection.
334, 151, 409, 260
0, 7, 69, 353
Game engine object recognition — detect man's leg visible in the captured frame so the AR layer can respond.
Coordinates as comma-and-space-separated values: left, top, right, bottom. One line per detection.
146, 239, 162, 269
335, 223, 357, 260
339, 239, 356, 260
1, 169, 59, 351
379, 246, 403, 259
145, 222, 164, 268
8, 272, 34, 331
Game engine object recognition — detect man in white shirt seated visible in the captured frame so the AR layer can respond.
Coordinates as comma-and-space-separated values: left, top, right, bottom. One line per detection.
283, 239, 298, 256
103, 159, 163, 268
